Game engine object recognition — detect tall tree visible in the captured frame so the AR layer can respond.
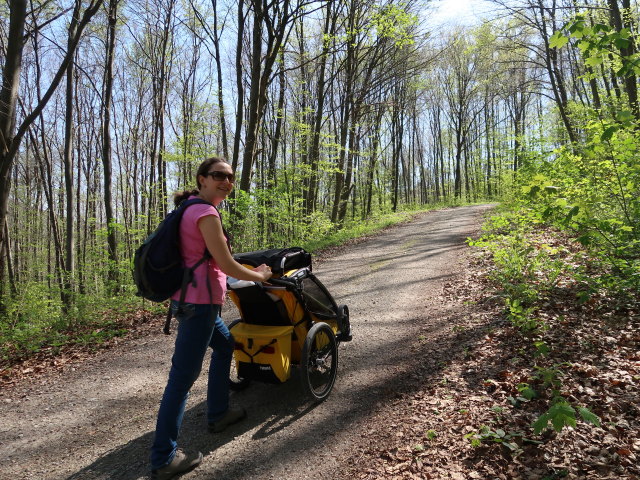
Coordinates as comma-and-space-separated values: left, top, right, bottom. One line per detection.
101, 0, 121, 291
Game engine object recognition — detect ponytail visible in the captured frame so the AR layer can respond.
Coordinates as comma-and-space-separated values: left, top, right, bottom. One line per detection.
173, 189, 199, 207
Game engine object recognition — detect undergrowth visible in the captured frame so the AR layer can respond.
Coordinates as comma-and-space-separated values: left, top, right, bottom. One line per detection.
465, 200, 638, 453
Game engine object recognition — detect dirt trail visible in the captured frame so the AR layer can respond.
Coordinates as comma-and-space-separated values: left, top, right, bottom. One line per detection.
0, 204, 493, 480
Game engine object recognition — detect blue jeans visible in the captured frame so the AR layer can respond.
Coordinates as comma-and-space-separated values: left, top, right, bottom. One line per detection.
150, 302, 234, 469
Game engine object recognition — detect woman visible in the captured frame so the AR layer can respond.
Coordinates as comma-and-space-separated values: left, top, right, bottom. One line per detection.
151, 157, 272, 480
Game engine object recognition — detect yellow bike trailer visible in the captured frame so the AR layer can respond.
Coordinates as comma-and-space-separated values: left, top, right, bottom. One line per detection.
226, 248, 351, 401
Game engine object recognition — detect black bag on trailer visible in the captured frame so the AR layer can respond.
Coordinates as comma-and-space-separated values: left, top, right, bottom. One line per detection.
233, 247, 311, 274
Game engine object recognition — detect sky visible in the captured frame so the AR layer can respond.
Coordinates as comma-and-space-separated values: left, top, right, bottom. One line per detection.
427, 0, 496, 27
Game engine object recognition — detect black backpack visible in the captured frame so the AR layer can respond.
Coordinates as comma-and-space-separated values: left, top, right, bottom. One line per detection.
133, 198, 212, 333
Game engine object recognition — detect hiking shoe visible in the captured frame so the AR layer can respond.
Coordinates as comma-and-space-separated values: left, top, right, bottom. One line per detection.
208, 407, 247, 433
151, 449, 203, 480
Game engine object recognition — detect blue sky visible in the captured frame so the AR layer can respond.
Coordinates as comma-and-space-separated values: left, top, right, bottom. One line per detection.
428, 0, 494, 26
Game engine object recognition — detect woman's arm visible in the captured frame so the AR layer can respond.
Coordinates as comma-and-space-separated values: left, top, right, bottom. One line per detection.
198, 214, 272, 282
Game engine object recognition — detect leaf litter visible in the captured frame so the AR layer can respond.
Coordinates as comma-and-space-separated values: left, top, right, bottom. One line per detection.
338, 229, 639, 480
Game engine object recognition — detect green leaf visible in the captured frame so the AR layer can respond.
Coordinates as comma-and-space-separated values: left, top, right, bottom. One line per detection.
577, 40, 590, 52
585, 56, 603, 67
617, 64, 630, 76
534, 341, 550, 356
464, 432, 481, 447
592, 23, 611, 34
601, 126, 617, 141
578, 407, 601, 427
502, 441, 519, 451
577, 290, 591, 304
532, 413, 551, 435
549, 403, 576, 432
568, 20, 585, 35
577, 234, 591, 246
614, 37, 630, 49
565, 205, 580, 222
518, 383, 537, 400
550, 32, 569, 49
617, 110, 634, 122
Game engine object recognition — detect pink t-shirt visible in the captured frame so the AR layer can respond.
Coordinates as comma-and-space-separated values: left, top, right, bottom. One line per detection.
170, 196, 227, 305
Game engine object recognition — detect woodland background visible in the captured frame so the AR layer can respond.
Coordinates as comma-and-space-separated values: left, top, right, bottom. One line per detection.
0, 0, 638, 364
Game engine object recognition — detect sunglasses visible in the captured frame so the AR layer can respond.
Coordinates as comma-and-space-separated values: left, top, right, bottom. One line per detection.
204, 171, 235, 182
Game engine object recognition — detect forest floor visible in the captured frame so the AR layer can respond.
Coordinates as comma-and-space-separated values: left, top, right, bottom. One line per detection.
0, 204, 638, 479
337, 231, 640, 480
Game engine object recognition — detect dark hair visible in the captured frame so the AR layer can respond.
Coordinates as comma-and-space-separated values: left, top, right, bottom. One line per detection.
173, 156, 230, 206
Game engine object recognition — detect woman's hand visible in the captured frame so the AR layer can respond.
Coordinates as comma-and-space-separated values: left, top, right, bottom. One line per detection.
254, 264, 273, 282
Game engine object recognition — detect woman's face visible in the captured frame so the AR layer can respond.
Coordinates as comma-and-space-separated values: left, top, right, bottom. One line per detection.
199, 162, 234, 203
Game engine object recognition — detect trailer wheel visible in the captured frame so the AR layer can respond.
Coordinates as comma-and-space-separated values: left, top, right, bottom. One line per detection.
301, 322, 337, 401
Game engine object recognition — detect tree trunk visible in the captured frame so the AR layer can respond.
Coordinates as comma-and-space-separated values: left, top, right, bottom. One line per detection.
102, 0, 119, 292
365, 105, 384, 218
304, 2, 335, 215
238, 0, 265, 193
454, 114, 463, 199
338, 118, 359, 222
62, 6, 83, 312
537, 0, 576, 143
0, 0, 27, 308
331, 99, 349, 222
232, 0, 245, 173
212, 0, 230, 160
240, 0, 295, 193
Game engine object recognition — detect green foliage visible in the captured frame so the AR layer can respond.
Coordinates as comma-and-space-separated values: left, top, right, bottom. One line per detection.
0, 277, 155, 366
505, 298, 539, 332
0, 282, 64, 362
533, 340, 550, 357
532, 401, 600, 435
464, 425, 522, 453
517, 382, 537, 401
526, 362, 601, 435
517, 123, 640, 295
0, 198, 444, 367
533, 364, 564, 393
544, 13, 640, 296
371, 3, 418, 48
469, 209, 568, 310
471, 196, 607, 442
552, 15, 640, 78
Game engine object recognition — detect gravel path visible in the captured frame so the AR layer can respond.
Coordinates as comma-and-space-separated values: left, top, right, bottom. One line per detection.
0, 204, 493, 480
